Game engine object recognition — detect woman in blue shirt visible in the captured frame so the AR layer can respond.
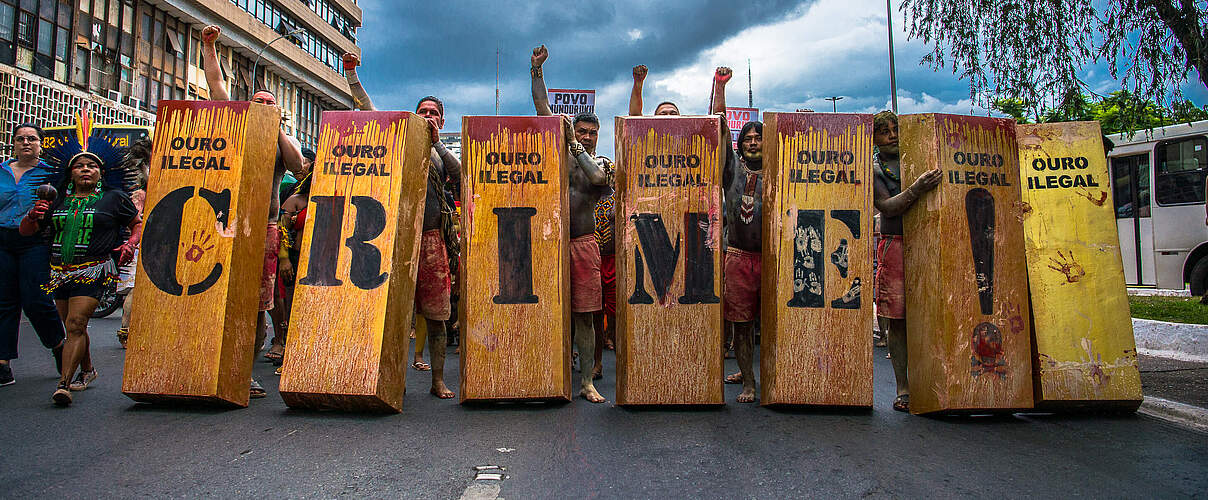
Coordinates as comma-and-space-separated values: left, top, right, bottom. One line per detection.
0, 124, 66, 387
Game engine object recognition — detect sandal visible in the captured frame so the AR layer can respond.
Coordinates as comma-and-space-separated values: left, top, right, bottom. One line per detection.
263, 345, 285, 362
412, 361, 431, 371
249, 379, 267, 399
116, 328, 129, 349
69, 369, 97, 391
892, 394, 910, 412
53, 382, 72, 406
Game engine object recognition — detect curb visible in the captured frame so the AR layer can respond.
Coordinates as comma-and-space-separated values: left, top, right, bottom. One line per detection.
1138, 396, 1208, 434
1132, 318, 1208, 360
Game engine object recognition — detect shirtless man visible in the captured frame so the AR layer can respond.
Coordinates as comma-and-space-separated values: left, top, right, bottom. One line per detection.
200, 25, 304, 399
530, 45, 610, 402
628, 65, 681, 116
711, 67, 764, 403
871, 111, 942, 412
343, 53, 461, 399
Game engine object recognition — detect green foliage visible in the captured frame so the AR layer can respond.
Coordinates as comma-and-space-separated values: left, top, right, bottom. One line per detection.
1129, 296, 1208, 325
902, 0, 1208, 134
991, 91, 1208, 135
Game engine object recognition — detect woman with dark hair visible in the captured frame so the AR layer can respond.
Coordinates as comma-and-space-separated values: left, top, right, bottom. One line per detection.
19, 124, 141, 406
114, 138, 152, 348
0, 124, 66, 387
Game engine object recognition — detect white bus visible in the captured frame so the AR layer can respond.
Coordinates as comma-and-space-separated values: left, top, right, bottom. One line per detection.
1108, 120, 1208, 294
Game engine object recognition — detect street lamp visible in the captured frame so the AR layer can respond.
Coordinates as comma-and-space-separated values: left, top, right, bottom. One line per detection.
251, 27, 305, 92
825, 96, 843, 112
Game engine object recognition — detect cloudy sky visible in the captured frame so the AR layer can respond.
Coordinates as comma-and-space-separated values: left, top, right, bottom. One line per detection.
354, 0, 1207, 155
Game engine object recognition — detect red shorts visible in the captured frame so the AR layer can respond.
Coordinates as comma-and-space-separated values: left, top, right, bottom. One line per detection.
875, 235, 905, 319
259, 222, 279, 311
600, 253, 616, 316
723, 247, 761, 323
415, 229, 452, 321
570, 235, 602, 313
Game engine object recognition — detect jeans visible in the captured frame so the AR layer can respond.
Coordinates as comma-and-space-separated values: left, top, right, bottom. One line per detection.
0, 228, 65, 360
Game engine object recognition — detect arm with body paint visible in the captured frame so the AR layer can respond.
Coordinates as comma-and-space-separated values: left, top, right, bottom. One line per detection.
200, 26, 230, 101
712, 67, 733, 182
873, 165, 942, 218
17, 199, 50, 237
629, 65, 647, 116
564, 115, 607, 186
530, 45, 553, 116
342, 53, 376, 111
435, 142, 463, 202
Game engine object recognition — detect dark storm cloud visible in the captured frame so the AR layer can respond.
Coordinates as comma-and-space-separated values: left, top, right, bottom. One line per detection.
356, 0, 809, 110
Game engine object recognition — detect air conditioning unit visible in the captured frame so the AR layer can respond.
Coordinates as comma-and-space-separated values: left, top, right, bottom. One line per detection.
127, 97, 142, 109
106, 90, 121, 102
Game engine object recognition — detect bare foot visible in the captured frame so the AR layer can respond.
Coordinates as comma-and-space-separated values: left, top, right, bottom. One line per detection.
592, 366, 602, 380
724, 372, 743, 384
737, 387, 756, 403
430, 381, 455, 399
580, 386, 605, 403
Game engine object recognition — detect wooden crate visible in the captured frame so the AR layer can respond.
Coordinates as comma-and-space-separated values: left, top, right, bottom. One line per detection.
1017, 121, 1142, 410
459, 116, 571, 402
278, 111, 431, 412
614, 116, 725, 406
760, 112, 874, 407
899, 113, 1034, 415
122, 101, 279, 407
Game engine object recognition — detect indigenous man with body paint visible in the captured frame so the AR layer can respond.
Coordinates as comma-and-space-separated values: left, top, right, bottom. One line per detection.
343, 52, 462, 399
870, 111, 942, 412
710, 67, 765, 403
529, 44, 610, 402
200, 25, 305, 399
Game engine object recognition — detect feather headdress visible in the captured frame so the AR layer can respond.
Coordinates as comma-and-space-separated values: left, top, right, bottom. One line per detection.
39, 114, 132, 193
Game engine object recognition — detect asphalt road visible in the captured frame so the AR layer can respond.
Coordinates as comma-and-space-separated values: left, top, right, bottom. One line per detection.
2, 314, 1205, 499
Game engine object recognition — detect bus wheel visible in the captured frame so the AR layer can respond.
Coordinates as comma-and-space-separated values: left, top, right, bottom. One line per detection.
1191, 258, 1208, 299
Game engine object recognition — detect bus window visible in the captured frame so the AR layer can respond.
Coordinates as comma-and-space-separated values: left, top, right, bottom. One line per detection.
1155, 136, 1208, 205
1112, 154, 1150, 218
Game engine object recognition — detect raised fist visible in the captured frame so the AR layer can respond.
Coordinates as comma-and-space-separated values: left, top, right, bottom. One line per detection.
531, 45, 548, 68
633, 65, 648, 83
714, 66, 733, 84
201, 25, 220, 45
341, 52, 360, 72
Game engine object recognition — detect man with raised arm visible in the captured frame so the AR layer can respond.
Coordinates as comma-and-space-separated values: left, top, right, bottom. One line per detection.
871, 110, 942, 412
628, 65, 681, 116
711, 67, 764, 403
200, 25, 304, 399
341, 52, 462, 399
530, 45, 610, 402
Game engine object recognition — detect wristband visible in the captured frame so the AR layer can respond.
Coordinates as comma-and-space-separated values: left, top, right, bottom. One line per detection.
569, 141, 586, 157
531, 66, 543, 78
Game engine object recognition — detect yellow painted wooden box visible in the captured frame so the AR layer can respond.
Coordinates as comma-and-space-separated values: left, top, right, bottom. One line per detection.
899, 113, 1034, 415
1017, 121, 1142, 410
278, 111, 430, 412
614, 116, 725, 406
760, 112, 874, 407
459, 116, 571, 402
122, 101, 279, 407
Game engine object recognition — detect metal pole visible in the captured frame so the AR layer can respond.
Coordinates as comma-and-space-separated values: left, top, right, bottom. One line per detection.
886, 0, 898, 113
251, 28, 305, 93
747, 58, 753, 108
825, 96, 843, 112
495, 48, 500, 115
